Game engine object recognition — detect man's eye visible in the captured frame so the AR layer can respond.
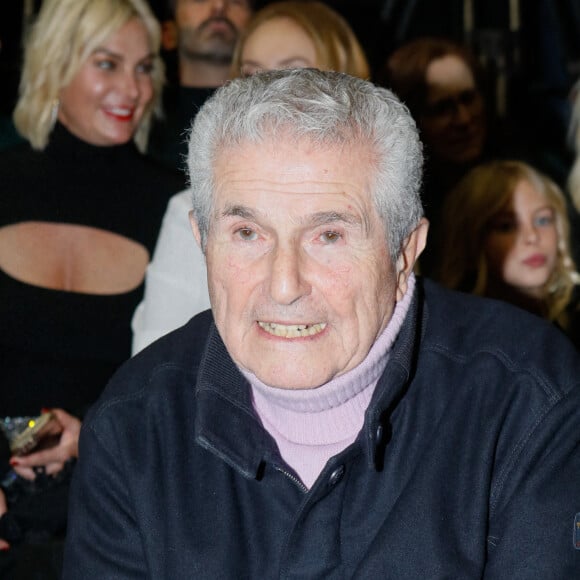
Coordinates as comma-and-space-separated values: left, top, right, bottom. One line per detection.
424, 99, 455, 118
320, 231, 342, 243
236, 228, 257, 241
459, 89, 478, 107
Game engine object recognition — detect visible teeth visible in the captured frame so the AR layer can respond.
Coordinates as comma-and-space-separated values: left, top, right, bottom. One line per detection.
258, 321, 327, 338
110, 107, 131, 116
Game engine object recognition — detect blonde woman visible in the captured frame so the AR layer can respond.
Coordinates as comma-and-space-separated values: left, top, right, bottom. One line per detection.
437, 160, 579, 343
0, 0, 183, 572
231, 0, 370, 79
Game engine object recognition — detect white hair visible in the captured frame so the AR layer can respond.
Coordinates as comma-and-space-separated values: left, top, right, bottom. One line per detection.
188, 68, 423, 260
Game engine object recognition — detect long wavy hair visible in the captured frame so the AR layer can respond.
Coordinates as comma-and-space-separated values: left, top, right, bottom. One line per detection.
437, 160, 579, 321
230, 1, 370, 80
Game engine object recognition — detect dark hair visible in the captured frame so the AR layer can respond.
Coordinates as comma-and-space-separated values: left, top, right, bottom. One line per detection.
165, 0, 255, 19
379, 36, 482, 117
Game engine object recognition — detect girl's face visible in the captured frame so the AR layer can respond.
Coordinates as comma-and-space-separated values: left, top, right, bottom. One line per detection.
239, 16, 318, 76
484, 179, 559, 298
58, 18, 155, 146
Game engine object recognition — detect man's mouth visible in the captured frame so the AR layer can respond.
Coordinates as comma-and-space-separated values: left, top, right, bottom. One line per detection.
257, 321, 327, 338
201, 18, 235, 35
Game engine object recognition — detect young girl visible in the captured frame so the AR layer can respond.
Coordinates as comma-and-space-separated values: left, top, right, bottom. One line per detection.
436, 160, 579, 343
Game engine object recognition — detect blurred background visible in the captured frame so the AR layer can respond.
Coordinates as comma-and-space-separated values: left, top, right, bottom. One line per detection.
3, 0, 580, 163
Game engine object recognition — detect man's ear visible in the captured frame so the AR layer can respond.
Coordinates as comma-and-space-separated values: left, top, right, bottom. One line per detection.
162, 20, 178, 51
395, 218, 429, 301
189, 211, 203, 249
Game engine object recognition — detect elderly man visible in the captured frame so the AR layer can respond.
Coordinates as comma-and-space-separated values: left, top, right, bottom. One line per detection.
63, 69, 580, 577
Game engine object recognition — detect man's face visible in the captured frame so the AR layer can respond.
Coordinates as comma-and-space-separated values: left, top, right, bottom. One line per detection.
195, 137, 422, 389
174, 0, 252, 62
419, 54, 486, 165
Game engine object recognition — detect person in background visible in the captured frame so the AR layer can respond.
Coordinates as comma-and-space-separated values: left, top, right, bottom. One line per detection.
0, 0, 183, 576
131, 0, 370, 354
0, 35, 25, 152
382, 38, 487, 205
567, 83, 580, 215
437, 160, 579, 347
147, 0, 254, 172
230, 0, 369, 79
380, 37, 488, 274
64, 68, 580, 578
565, 81, 580, 264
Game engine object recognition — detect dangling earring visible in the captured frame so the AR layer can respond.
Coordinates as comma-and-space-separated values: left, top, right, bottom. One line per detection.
49, 98, 60, 130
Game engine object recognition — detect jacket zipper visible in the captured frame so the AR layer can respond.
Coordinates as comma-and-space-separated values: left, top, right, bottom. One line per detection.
274, 465, 308, 493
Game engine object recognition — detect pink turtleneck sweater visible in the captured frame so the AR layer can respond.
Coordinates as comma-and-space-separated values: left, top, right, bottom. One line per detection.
243, 273, 416, 488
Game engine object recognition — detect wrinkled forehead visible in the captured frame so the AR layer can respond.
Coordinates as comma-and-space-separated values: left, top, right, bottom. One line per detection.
210, 135, 380, 220
212, 132, 377, 183
212, 120, 372, 162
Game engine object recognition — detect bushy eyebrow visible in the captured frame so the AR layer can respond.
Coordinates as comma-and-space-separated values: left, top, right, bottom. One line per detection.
221, 205, 362, 226
220, 204, 257, 221
305, 210, 372, 238
306, 211, 363, 228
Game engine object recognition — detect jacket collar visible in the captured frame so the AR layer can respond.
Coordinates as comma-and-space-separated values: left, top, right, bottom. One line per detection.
194, 279, 426, 479
361, 279, 425, 469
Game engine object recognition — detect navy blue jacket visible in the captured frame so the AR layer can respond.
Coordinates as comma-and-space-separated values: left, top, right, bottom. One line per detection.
63, 279, 580, 578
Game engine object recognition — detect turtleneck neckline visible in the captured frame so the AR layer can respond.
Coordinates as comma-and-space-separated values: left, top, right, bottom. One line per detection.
245, 274, 416, 487
246, 273, 416, 415
45, 123, 139, 162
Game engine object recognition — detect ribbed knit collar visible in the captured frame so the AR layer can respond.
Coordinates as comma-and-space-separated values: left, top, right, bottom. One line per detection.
245, 274, 416, 446
45, 123, 139, 164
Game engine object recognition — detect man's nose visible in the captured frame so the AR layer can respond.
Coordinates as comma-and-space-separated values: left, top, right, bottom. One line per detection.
268, 243, 311, 305
454, 102, 473, 125
210, 0, 227, 14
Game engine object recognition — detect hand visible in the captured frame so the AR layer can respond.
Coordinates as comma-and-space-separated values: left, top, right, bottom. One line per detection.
0, 489, 8, 551
10, 408, 81, 481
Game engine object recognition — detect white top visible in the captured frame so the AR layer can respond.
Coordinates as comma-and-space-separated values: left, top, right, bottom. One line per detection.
131, 190, 211, 355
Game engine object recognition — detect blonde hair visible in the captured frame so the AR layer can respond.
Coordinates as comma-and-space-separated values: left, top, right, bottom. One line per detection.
567, 84, 580, 211
230, 1, 369, 79
438, 160, 579, 321
13, 0, 164, 152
